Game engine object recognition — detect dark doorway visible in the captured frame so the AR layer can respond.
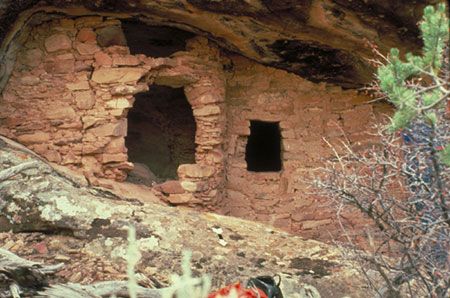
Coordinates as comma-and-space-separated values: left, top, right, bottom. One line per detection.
245, 121, 282, 172
121, 20, 195, 57
126, 86, 196, 182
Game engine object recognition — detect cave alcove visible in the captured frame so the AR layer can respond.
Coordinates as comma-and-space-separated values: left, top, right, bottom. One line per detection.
125, 86, 196, 184
121, 19, 195, 57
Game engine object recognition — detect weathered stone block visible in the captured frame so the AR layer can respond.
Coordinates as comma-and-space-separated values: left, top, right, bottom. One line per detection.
20, 49, 43, 67
155, 180, 184, 195
46, 106, 76, 120
91, 67, 146, 84
102, 153, 127, 163
166, 193, 200, 205
66, 81, 90, 91
112, 55, 140, 66
19, 76, 40, 86
44, 34, 72, 52
181, 181, 198, 192
94, 52, 112, 67
74, 91, 95, 110
96, 26, 127, 47
75, 42, 100, 55
178, 164, 215, 178
106, 98, 132, 109
77, 28, 97, 43
111, 84, 148, 95
103, 138, 124, 154
89, 120, 127, 137
17, 132, 50, 144
193, 105, 220, 117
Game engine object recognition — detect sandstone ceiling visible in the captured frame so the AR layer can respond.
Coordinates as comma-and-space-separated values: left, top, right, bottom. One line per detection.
0, 0, 442, 88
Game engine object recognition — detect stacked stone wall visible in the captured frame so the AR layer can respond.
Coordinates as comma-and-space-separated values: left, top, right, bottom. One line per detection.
223, 56, 392, 241
0, 16, 393, 241
0, 17, 226, 208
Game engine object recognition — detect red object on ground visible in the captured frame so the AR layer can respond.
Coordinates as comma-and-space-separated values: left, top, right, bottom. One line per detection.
208, 282, 268, 298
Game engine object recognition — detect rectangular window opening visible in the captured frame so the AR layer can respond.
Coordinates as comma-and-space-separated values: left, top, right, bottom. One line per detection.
245, 120, 282, 172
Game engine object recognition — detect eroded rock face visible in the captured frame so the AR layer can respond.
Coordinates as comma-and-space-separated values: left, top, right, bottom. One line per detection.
0, 136, 371, 298
0, 0, 436, 88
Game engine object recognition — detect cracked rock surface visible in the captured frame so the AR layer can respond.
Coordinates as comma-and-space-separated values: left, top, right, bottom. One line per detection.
0, 136, 368, 297
0, 0, 437, 88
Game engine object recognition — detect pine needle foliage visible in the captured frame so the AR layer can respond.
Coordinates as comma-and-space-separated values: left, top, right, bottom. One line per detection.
376, 3, 449, 166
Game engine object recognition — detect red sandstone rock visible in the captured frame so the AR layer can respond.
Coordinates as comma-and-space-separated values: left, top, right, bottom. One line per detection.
17, 132, 50, 144
66, 80, 90, 91
88, 120, 127, 137
44, 58, 75, 74
96, 26, 127, 47
166, 193, 200, 205
75, 42, 100, 55
104, 138, 125, 154
106, 98, 132, 109
91, 67, 146, 84
180, 181, 198, 192
19, 76, 40, 86
20, 48, 43, 67
110, 84, 148, 95
178, 164, 215, 178
74, 91, 95, 109
102, 153, 127, 163
94, 52, 112, 67
193, 105, 221, 117
44, 34, 72, 52
155, 180, 184, 195
77, 28, 97, 43
45, 106, 77, 120
112, 55, 140, 66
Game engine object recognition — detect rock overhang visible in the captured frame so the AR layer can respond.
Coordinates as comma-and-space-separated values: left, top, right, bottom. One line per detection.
0, 0, 435, 89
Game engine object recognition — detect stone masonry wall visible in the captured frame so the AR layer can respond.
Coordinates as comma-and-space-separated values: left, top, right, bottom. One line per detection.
222, 56, 391, 241
0, 17, 226, 208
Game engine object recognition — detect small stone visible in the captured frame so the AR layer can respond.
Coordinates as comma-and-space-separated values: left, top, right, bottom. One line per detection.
33, 242, 48, 254
178, 164, 215, 178
111, 84, 148, 95
46, 106, 76, 120
106, 98, 132, 109
91, 67, 146, 84
96, 26, 127, 47
44, 58, 75, 74
17, 132, 51, 144
166, 193, 199, 205
21, 48, 43, 67
89, 120, 127, 137
75, 42, 100, 55
193, 105, 221, 117
19, 75, 40, 85
55, 254, 72, 262
155, 180, 184, 195
94, 51, 112, 67
44, 34, 72, 52
181, 181, 197, 192
74, 91, 95, 110
102, 153, 127, 163
77, 28, 97, 43
112, 55, 140, 66
66, 80, 90, 91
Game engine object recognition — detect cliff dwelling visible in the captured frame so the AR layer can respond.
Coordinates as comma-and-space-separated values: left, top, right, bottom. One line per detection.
0, 0, 432, 243
0, 1, 448, 296
0, 13, 400, 240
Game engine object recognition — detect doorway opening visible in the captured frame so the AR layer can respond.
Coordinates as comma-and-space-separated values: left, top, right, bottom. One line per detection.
245, 120, 282, 172
126, 86, 196, 184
